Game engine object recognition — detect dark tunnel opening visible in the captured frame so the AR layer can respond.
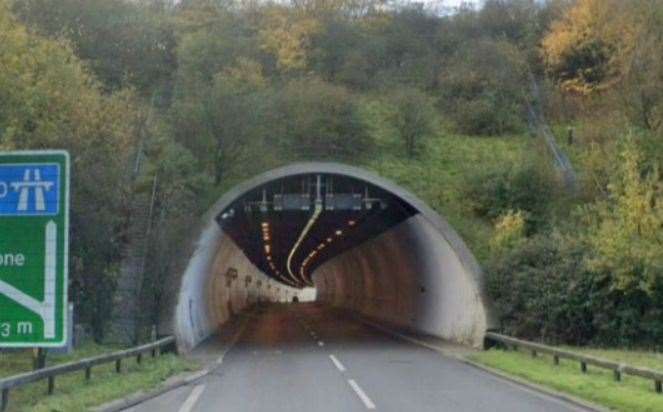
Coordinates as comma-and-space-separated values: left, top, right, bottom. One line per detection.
215, 173, 418, 289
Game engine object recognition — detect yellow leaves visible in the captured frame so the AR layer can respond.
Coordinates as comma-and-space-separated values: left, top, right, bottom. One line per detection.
0, 0, 138, 161
584, 137, 663, 294
490, 210, 526, 254
219, 57, 266, 91
541, 0, 638, 94
258, 6, 321, 71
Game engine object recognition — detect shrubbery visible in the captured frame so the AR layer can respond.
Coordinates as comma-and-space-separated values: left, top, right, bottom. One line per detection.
275, 77, 372, 161
438, 39, 529, 136
488, 232, 663, 348
487, 138, 663, 349
465, 162, 556, 233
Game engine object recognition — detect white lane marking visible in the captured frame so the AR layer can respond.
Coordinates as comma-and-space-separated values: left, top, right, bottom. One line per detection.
329, 354, 346, 372
178, 384, 206, 412
347, 379, 376, 410
318, 341, 325, 347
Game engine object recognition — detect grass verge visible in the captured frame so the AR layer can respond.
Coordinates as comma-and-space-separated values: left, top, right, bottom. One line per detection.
1, 345, 199, 412
469, 348, 663, 412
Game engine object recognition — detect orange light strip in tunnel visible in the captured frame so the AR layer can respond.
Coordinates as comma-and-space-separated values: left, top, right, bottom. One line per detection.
298, 219, 355, 285
286, 202, 323, 286
262, 221, 290, 286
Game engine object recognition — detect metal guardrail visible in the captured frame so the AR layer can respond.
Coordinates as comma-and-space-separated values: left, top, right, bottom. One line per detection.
0, 336, 175, 411
486, 332, 663, 394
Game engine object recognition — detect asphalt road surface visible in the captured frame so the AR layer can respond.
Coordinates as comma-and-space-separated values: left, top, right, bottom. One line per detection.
126, 304, 588, 412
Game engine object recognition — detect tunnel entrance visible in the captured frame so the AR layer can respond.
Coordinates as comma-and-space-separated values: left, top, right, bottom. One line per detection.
174, 163, 493, 352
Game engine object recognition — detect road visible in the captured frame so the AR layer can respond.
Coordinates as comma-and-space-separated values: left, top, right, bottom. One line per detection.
127, 304, 588, 412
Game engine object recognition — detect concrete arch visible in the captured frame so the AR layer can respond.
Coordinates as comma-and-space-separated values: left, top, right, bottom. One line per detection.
173, 162, 494, 352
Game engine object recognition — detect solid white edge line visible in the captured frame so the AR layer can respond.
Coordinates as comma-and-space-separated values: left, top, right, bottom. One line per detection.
329, 354, 346, 372
178, 384, 206, 412
347, 379, 376, 410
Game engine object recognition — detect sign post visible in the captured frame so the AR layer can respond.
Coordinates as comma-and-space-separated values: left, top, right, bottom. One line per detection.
0, 151, 69, 348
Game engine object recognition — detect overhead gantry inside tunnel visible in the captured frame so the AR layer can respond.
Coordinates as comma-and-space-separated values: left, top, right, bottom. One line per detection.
173, 163, 495, 352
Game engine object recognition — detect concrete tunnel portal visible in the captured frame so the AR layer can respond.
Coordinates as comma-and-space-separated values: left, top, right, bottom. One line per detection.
174, 163, 494, 352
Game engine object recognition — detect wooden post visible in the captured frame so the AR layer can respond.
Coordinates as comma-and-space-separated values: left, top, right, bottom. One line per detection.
613, 370, 621, 382
553, 355, 559, 365
32, 348, 46, 370
531, 349, 537, 358
581, 362, 587, 373
656, 380, 662, 394
1, 388, 9, 412
47, 376, 55, 395
115, 359, 122, 373
137, 353, 142, 364
85, 367, 92, 381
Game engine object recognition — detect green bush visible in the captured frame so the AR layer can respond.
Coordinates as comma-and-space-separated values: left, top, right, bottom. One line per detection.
438, 39, 529, 136
488, 232, 663, 349
465, 162, 555, 233
274, 77, 372, 161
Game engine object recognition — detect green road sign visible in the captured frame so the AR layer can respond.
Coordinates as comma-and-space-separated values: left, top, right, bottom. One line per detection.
0, 151, 69, 347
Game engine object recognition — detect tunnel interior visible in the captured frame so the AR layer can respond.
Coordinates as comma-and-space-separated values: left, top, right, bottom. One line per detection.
216, 174, 418, 289
174, 164, 492, 352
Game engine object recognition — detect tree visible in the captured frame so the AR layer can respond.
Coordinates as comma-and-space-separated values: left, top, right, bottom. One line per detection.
541, 0, 635, 94
14, 0, 178, 97
0, 0, 142, 340
170, 57, 270, 184
275, 77, 371, 160
438, 39, 529, 135
584, 137, 663, 296
388, 87, 436, 158
258, 6, 321, 71
616, 1, 663, 131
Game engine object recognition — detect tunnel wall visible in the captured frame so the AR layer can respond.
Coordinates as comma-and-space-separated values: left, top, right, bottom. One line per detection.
175, 224, 302, 352
314, 215, 487, 347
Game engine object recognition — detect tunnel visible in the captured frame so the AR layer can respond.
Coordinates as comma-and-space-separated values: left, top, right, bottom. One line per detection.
173, 163, 495, 352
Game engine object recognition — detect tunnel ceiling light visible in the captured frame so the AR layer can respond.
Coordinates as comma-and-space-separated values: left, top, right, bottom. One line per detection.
348, 220, 356, 226
335, 230, 343, 236
326, 237, 332, 243
261, 222, 269, 228
264, 245, 271, 253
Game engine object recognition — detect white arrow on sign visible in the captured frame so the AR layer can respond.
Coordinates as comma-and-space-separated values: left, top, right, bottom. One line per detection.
0, 221, 56, 338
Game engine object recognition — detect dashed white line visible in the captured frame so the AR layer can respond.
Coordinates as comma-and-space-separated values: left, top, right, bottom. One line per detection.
347, 379, 376, 410
329, 354, 346, 372
178, 384, 206, 412
318, 341, 325, 347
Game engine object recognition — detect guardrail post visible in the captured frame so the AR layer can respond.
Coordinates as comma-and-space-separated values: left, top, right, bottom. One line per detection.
2, 388, 9, 412
85, 367, 92, 381
553, 355, 559, 365
581, 362, 587, 373
656, 380, 662, 394
115, 359, 122, 373
614, 370, 621, 382
531, 349, 537, 358
137, 353, 142, 364
47, 376, 55, 395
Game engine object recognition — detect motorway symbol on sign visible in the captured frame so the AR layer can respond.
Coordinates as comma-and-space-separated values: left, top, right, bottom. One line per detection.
0, 151, 69, 347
